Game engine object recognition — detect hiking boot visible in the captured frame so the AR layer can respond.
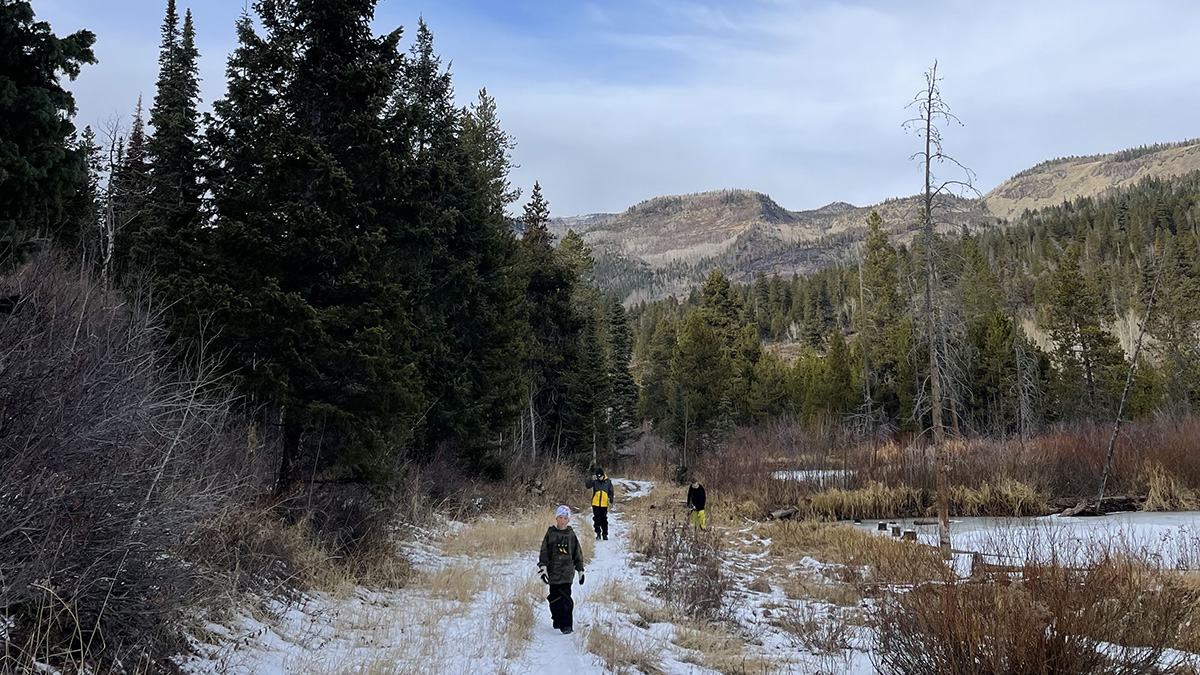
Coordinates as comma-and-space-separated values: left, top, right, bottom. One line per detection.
596, 531, 602, 540
602, 533, 608, 540
561, 627, 573, 634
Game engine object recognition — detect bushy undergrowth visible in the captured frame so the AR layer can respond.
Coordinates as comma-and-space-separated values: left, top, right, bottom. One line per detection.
872, 556, 1199, 674
692, 417, 1200, 519
0, 260, 256, 671
636, 521, 732, 621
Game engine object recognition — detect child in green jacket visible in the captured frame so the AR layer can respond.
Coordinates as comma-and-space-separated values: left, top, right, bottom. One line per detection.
537, 505, 585, 634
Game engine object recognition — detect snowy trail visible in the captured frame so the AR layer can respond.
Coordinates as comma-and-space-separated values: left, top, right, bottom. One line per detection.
176, 479, 663, 674
513, 478, 655, 674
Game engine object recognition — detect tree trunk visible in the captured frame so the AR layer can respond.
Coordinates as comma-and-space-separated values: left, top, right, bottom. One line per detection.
921, 62, 950, 559
529, 383, 537, 462
1096, 270, 1160, 513
276, 415, 302, 497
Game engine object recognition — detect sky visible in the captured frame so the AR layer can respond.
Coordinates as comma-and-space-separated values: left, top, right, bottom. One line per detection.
35, 0, 1200, 217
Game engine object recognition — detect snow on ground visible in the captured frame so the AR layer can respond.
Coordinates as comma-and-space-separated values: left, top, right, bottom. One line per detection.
176, 478, 1198, 674
176, 478, 738, 674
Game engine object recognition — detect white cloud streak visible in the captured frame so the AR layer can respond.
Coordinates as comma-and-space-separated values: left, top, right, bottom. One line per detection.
36, 0, 1200, 216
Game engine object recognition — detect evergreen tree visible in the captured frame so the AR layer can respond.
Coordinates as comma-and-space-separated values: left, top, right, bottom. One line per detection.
698, 269, 743, 348
670, 312, 730, 450
129, 1, 203, 286
0, 1, 96, 267
1044, 247, 1126, 419
203, 0, 418, 488
516, 182, 578, 460
606, 295, 639, 447
639, 317, 677, 429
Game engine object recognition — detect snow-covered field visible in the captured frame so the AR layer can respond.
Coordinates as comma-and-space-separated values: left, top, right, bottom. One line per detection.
176, 482, 1200, 674
175, 478, 881, 674
854, 510, 1200, 571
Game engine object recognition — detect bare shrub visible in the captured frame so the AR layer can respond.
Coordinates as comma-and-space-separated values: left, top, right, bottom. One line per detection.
872, 557, 1197, 674
0, 259, 253, 670
584, 622, 664, 675
772, 602, 854, 654
638, 521, 732, 621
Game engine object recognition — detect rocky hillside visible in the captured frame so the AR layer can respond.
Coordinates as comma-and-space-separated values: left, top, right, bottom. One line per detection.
559, 140, 1200, 303
982, 139, 1200, 221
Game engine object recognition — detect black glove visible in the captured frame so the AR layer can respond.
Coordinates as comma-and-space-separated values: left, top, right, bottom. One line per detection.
578, 572, 585, 585
537, 565, 548, 584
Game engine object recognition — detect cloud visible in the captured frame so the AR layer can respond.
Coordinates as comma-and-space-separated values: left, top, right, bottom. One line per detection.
36, 0, 1200, 216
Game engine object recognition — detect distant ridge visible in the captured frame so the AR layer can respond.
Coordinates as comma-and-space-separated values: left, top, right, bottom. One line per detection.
983, 139, 1200, 221
552, 139, 1200, 303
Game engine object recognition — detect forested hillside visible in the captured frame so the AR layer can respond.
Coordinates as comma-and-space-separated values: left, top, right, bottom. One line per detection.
630, 172, 1200, 442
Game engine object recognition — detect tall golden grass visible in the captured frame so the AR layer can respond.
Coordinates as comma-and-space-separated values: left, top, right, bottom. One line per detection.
691, 416, 1200, 519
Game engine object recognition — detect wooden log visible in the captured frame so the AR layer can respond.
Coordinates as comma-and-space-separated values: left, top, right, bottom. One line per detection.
891, 525, 901, 537
877, 522, 887, 531
769, 507, 798, 520
901, 530, 917, 542
913, 519, 939, 526
1060, 501, 1087, 517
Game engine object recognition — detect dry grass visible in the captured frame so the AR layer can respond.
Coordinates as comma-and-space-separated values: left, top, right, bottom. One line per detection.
492, 578, 540, 659
873, 555, 1200, 674
420, 562, 485, 604
440, 505, 594, 564
767, 520, 949, 587
770, 602, 856, 654
187, 504, 412, 606
584, 621, 665, 675
673, 621, 777, 675
783, 571, 863, 607
1143, 462, 1200, 511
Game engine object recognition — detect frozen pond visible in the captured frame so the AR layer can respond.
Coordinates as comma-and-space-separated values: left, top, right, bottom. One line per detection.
849, 511, 1200, 571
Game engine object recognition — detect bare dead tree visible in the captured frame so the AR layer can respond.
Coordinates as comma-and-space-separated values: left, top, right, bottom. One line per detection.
904, 60, 979, 558
1095, 266, 1161, 514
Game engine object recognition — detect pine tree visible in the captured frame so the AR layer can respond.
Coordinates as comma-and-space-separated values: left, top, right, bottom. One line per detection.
698, 269, 743, 349
203, 0, 419, 488
516, 182, 577, 460
129, 1, 203, 286
639, 317, 677, 429
670, 312, 731, 452
0, 1, 96, 268
606, 295, 639, 447
1045, 247, 1126, 419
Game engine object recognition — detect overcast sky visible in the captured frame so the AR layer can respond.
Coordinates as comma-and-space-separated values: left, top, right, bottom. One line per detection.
36, 0, 1200, 216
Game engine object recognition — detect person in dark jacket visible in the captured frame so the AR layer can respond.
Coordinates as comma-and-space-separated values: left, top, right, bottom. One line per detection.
537, 505, 585, 634
585, 468, 614, 540
687, 479, 707, 530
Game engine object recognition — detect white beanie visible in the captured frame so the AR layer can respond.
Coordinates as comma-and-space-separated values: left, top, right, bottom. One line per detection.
556, 505, 571, 518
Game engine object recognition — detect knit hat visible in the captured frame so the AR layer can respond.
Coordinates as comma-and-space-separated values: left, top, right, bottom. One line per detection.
556, 505, 571, 518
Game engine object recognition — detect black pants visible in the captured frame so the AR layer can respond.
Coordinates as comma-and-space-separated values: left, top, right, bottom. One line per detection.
547, 582, 574, 629
592, 505, 608, 538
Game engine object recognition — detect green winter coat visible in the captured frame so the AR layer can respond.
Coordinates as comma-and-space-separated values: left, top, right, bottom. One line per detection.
538, 525, 584, 584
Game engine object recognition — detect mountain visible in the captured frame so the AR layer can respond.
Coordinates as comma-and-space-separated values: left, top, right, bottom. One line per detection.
982, 139, 1200, 221
565, 140, 1200, 303
577, 190, 992, 303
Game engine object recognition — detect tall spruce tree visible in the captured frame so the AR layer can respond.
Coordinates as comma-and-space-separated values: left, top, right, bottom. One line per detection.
130, 1, 203, 286
203, 0, 418, 488
395, 21, 524, 464
605, 295, 639, 447
0, 1, 96, 268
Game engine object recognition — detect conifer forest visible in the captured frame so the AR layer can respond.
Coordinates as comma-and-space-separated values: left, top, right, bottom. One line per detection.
4, 1, 1200, 673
